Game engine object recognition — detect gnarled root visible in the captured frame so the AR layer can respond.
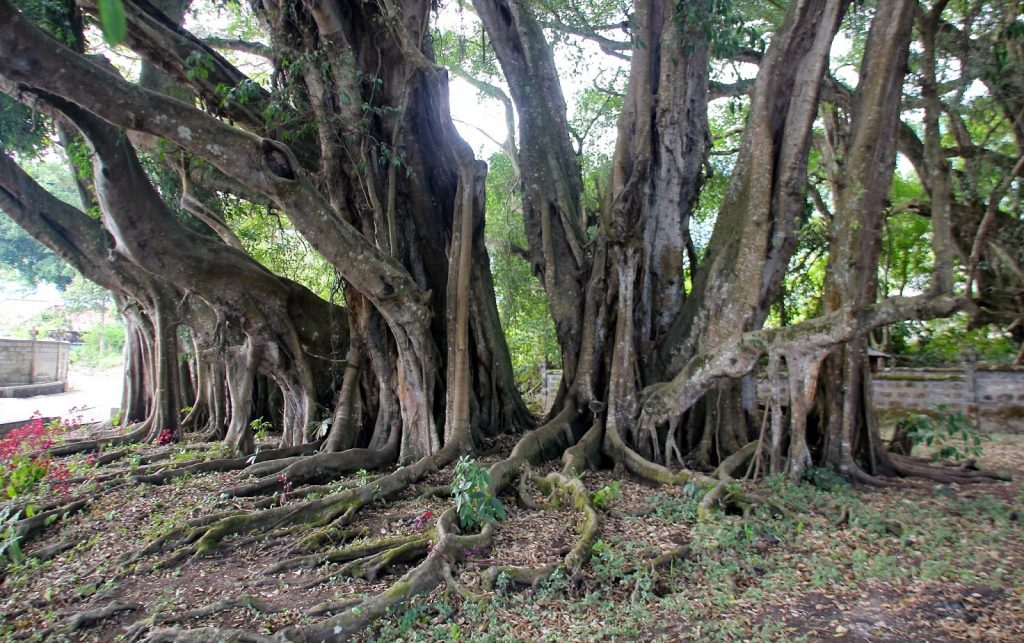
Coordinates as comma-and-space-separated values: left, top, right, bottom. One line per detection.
887, 452, 1011, 484
263, 534, 429, 578
224, 445, 395, 498
48, 424, 148, 457
61, 600, 140, 632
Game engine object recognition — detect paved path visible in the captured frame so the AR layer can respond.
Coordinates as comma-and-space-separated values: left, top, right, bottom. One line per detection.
0, 367, 122, 426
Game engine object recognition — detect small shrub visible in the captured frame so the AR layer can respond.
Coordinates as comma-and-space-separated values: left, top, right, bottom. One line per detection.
0, 505, 24, 565
250, 417, 272, 441
450, 456, 505, 530
805, 464, 849, 491
0, 414, 75, 499
900, 409, 988, 462
591, 481, 622, 510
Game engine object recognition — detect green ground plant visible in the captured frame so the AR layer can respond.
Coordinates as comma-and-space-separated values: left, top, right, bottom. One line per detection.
450, 456, 505, 530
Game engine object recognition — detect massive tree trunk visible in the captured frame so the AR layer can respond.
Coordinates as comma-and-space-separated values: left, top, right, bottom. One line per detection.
814, 0, 917, 480
473, 0, 588, 386
0, 0, 526, 465
624, 0, 850, 473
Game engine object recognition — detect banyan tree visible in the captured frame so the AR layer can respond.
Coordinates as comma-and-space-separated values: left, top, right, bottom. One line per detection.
0, 0, 1017, 637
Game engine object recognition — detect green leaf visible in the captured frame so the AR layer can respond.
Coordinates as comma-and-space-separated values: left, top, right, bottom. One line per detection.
99, 0, 127, 46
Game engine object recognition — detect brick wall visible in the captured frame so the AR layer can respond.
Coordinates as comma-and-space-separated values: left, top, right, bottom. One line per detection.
0, 339, 71, 386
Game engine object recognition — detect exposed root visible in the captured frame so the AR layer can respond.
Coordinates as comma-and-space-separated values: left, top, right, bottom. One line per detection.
61, 600, 140, 631
224, 446, 395, 498
275, 409, 579, 641
888, 453, 1011, 484
26, 539, 76, 561
604, 423, 789, 518
624, 544, 691, 574
48, 424, 148, 457
132, 457, 253, 485
481, 563, 557, 590
143, 627, 276, 642
126, 594, 284, 640
133, 442, 326, 486
14, 498, 89, 542
159, 439, 460, 559
442, 562, 488, 603
263, 534, 429, 577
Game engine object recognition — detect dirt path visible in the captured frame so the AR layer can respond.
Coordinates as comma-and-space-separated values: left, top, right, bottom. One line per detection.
0, 366, 122, 426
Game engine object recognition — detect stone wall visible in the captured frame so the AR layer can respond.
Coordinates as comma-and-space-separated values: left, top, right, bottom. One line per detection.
0, 338, 70, 387
873, 368, 1024, 431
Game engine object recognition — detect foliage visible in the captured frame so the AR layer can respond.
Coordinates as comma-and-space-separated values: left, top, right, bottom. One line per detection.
98, 0, 127, 45
0, 215, 74, 290
590, 480, 622, 510
71, 321, 126, 369
250, 417, 272, 441
0, 505, 23, 565
898, 409, 989, 462
0, 414, 77, 500
450, 456, 505, 530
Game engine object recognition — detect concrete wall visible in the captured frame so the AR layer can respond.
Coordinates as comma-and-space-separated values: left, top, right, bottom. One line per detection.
0, 338, 71, 386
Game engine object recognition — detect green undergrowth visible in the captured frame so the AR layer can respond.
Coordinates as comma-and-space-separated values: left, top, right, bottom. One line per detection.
367, 468, 1022, 641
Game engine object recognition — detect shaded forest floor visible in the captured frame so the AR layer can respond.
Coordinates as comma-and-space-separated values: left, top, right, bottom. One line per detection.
1, 426, 1022, 642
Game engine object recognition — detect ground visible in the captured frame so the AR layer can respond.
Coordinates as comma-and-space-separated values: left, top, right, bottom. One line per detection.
0, 421, 1022, 641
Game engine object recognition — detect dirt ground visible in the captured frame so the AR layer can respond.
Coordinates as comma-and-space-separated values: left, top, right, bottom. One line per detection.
0, 422, 1021, 642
